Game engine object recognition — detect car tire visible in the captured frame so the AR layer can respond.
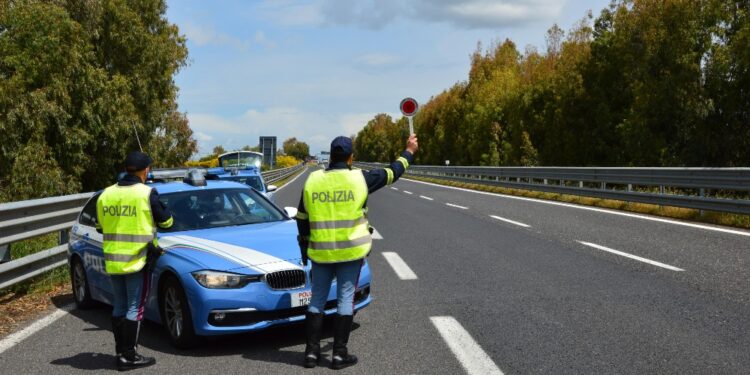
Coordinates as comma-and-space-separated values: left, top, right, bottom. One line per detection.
160, 276, 199, 349
70, 257, 95, 309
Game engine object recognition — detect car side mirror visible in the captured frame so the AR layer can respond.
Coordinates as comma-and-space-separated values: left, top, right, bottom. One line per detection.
266, 185, 278, 193
284, 206, 298, 218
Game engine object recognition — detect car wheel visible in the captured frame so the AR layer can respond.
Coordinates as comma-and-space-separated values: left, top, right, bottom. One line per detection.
70, 257, 95, 309
160, 276, 199, 349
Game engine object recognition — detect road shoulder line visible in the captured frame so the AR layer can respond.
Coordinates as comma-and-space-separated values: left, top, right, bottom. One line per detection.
0, 306, 70, 355
404, 178, 750, 237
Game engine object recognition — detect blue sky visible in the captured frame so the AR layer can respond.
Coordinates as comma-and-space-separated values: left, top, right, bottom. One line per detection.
165, 0, 612, 157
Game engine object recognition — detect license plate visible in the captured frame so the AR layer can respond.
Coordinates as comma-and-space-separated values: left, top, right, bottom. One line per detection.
291, 290, 312, 308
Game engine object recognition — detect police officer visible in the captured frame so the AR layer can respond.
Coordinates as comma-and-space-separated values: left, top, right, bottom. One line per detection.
96, 152, 173, 371
296, 134, 418, 369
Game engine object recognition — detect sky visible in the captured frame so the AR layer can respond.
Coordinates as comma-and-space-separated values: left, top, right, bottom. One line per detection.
165, 0, 612, 158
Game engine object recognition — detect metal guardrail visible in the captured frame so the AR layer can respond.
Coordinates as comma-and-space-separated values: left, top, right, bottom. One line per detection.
0, 163, 307, 290
355, 163, 750, 215
262, 163, 306, 184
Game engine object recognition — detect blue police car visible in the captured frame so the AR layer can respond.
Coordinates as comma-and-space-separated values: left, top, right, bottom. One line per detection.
208, 151, 277, 201
67, 172, 372, 348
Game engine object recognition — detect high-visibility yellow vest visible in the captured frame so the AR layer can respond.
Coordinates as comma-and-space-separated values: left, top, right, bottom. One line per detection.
303, 169, 371, 263
96, 183, 156, 274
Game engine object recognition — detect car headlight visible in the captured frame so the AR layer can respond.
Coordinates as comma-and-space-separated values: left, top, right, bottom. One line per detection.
191, 270, 261, 289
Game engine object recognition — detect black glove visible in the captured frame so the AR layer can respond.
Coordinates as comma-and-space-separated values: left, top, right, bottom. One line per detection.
297, 235, 309, 266
146, 242, 164, 268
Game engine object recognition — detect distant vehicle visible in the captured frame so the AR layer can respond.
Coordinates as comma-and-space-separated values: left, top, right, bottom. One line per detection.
68, 175, 372, 348
206, 151, 276, 201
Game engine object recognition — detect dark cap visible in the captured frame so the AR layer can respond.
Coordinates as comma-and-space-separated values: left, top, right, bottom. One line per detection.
330, 136, 353, 158
124, 151, 153, 171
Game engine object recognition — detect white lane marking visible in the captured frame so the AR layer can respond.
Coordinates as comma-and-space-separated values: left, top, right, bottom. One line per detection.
446, 203, 469, 210
382, 252, 418, 280
420, 195, 434, 201
403, 191, 413, 195
0, 307, 70, 355
405, 178, 750, 238
390, 187, 399, 191
372, 228, 383, 240
490, 215, 530, 228
275, 166, 308, 191
578, 241, 684, 272
430, 316, 505, 375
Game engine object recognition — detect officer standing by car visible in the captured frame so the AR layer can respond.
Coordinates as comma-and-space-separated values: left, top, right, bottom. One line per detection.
96, 151, 174, 371
296, 134, 418, 369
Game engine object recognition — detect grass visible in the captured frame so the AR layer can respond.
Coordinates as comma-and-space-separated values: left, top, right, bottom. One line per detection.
407, 175, 750, 230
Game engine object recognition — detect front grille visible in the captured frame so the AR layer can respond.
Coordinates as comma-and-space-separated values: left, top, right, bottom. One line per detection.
265, 269, 306, 290
207, 285, 371, 327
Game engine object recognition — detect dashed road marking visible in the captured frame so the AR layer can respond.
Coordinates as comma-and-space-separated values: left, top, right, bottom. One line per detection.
430, 316, 505, 375
390, 187, 398, 191
372, 228, 383, 240
403, 191, 413, 195
382, 252, 418, 280
420, 195, 434, 201
490, 215, 530, 228
405, 178, 750, 238
0, 306, 70, 355
446, 203, 468, 210
577, 241, 684, 272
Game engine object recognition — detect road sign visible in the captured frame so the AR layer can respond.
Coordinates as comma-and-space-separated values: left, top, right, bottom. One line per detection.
400, 97, 419, 134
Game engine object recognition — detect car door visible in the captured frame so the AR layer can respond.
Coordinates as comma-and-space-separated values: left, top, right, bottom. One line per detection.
70, 193, 112, 303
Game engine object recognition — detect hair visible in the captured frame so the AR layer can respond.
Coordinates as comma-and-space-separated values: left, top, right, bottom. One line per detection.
330, 152, 351, 164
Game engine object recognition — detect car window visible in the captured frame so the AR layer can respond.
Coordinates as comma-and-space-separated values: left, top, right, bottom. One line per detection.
225, 176, 264, 191
79, 194, 100, 227
158, 188, 284, 232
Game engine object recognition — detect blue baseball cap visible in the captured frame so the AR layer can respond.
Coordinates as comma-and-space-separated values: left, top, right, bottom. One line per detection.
124, 151, 153, 171
330, 136, 353, 157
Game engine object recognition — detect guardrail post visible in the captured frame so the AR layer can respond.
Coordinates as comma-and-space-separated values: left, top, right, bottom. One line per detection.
59, 229, 69, 246
0, 244, 9, 264
627, 184, 632, 192
601, 182, 606, 190
579, 181, 584, 188
544, 179, 548, 185
699, 188, 705, 217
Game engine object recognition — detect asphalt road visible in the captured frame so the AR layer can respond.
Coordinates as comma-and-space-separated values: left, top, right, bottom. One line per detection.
1, 166, 749, 374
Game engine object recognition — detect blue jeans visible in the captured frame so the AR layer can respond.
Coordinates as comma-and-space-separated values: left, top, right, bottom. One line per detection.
308, 259, 363, 316
110, 270, 151, 321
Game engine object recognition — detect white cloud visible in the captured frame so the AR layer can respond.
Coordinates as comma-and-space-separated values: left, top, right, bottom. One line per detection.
188, 108, 403, 157
355, 53, 401, 67
259, 0, 567, 30
254, 31, 277, 48
182, 22, 249, 50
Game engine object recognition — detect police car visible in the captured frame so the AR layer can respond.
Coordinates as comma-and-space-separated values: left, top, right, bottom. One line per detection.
209, 151, 276, 201
67, 171, 372, 348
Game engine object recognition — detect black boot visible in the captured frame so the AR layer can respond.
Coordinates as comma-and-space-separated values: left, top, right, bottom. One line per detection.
331, 314, 357, 370
303, 312, 324, 368
117, 319, 156, 371
111, 316, 125, 363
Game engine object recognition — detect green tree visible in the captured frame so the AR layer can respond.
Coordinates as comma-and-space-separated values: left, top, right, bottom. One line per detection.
282, 137, 310, 161
0, 0, 190, 201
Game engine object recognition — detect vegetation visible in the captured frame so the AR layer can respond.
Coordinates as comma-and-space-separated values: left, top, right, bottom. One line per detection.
354, 0, 750, 168
282, 137, 310, 161
0, 0, 195, 202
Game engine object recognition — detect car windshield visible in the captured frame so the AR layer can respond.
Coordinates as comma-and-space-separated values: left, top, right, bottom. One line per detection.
223, 176, 264, 191
157, 188, 285, 232
219, 152, 262, 169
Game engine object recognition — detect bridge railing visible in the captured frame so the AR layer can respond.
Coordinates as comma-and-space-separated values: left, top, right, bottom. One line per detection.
354, 163, 750, 216
0, 163, 306, 290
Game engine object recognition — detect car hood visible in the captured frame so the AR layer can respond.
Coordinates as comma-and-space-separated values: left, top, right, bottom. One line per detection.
158, 220, 302, 274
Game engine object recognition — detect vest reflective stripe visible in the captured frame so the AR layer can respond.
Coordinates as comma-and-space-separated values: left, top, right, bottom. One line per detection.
304, 169, 371, 263
397, 156, 409, 169
385, 168, 394, 185
308, 235, 371, 250
97, 183, 155, 275
104, 248, 148, 263
103, 233, 155, 242
309, 216, 368, 230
